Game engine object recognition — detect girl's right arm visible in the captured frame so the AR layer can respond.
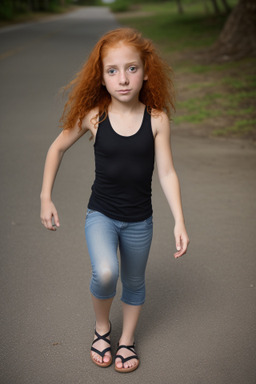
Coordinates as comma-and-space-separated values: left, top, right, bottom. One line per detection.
40, 120, 89, 231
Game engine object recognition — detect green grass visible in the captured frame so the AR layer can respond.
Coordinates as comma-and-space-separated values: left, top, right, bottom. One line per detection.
118, 2, 231, 51
213, 119, 256, 136
222, 75, 256, 89
175, 93, 222, 124
123, 14, 223, 52
175, 81, 256, 134
116, 1, 256, 139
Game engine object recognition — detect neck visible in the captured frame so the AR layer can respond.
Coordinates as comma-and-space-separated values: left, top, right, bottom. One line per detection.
108, 98, 143, 115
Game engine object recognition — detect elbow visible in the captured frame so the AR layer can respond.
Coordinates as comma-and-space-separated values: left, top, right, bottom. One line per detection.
158, 168, 175, 182
48, 140, 65, 158
158, 168, 179, 189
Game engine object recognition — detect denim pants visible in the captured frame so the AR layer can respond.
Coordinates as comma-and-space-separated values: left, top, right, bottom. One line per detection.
85, 210, 153, 306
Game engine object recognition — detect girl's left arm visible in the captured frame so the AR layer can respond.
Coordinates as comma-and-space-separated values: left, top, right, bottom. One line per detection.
153, 112, 189, 258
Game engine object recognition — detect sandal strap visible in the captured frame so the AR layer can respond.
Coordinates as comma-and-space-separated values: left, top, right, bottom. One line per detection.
115, 343, 139, 363
115, 354, 139, 364
92, 322, 111, 346
91, 322, 112, 357
116, 344, 136, 353
91, 345, 111, 358
92, 331, 111, 346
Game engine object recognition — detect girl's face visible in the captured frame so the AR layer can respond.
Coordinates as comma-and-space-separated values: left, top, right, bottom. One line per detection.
102, 43, 148, 105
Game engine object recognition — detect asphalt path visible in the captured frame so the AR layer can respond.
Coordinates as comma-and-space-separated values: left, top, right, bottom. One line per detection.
0, 6, 256, 384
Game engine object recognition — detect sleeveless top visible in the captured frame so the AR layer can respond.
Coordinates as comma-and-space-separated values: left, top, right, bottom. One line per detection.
88, 107, 155, 222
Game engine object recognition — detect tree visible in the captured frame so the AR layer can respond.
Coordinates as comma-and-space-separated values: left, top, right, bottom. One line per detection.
220, 0, 231, 13
175, 0, 184, 14
210, 0, 221, 14
210, 0, 256, 61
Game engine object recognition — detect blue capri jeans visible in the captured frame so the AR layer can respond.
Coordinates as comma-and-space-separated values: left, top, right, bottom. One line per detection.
85, 210, 153, 306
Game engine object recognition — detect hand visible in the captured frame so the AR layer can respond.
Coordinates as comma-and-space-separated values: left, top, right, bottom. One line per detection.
174, 222, 189, 259
40, 199, 60, 231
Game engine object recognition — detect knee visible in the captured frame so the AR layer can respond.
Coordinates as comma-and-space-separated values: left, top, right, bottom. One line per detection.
122, 275, 145, 292
100, 267, 117, 285
94, 266, 118, 288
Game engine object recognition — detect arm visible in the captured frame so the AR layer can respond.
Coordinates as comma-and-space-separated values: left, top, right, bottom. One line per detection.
153, 112, 189, 258
40, 119, 89, 231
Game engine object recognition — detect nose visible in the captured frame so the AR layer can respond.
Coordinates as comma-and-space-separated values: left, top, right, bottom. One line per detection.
119, 70, 129, 85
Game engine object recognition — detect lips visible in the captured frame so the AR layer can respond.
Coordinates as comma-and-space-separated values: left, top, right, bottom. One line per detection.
117, 89, 131, 94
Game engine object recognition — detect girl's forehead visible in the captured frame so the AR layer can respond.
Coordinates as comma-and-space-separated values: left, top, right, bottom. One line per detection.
102, 43, 141, 62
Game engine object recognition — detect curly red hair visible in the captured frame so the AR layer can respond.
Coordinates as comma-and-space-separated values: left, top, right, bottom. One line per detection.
60, 28, 175, 130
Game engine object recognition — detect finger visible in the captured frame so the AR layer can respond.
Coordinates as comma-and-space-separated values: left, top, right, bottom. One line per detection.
174, 249, 183, 258
41, 218, 48, 229
174, 238, 188, 258
175, 235, 181, 252
174, 248, 186, 258
41, 216, 54, 231
53, 210, 60, 228
176, 242, 181, 252
46, 216, 56, 231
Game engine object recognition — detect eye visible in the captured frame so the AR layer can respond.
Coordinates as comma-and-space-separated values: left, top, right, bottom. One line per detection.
129, 66, 137, 73
107, 68, 117, 75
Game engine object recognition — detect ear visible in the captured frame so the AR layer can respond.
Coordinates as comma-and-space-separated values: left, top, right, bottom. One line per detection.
144, 73, 148, 81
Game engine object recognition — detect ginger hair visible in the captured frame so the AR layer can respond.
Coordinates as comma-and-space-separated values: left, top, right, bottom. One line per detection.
60, 28, 175, 130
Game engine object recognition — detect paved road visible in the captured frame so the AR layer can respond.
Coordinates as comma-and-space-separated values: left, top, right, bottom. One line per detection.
0, 7, 256, 384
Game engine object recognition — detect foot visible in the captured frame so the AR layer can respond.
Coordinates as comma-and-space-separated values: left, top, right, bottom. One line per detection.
115, 342, 139, 373
90, 323, 112, 367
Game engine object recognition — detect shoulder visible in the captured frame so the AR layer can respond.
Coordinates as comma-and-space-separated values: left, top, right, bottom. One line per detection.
150, 109, 170, 138
81, 107, 100, 133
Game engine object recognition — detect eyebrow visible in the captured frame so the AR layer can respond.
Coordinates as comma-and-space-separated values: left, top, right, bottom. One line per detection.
104, 61, 139, 68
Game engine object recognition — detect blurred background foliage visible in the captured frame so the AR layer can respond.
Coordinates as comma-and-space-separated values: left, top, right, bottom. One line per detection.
1, 0, 255, 139
0, 0, 238, 20
106, 0, 233, 14
0, 0, 74, 20
110, 0, 256, 139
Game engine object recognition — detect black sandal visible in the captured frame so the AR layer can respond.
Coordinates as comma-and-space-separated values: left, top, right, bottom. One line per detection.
90, 323, 112, 368
115, 343, 139, 373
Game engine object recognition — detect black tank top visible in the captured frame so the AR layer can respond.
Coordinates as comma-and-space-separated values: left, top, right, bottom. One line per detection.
88, 107, 155, 222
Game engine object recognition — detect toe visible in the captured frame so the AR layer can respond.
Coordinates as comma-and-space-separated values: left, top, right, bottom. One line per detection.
124, 360, 133, 369
103, 353, 111, 364
115, 358, 123, 369
92, 352, 102, 364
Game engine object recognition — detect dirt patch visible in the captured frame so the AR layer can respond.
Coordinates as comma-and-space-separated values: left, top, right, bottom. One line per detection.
168, 49, 256, 142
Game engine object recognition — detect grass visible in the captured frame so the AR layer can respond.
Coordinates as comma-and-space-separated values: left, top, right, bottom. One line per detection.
213, 119, 256, 136
115, 1, 256, 140
176, 93, 222, 124
116, 2, 231, 51
222, 75, 256, 89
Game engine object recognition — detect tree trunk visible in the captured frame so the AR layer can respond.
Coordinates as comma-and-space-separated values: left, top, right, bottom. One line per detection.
175, 0, 184, 14
209, 0, 221, 15
202, 0, 210, 14
210, 0, 256, 61
220, 0, 231, 13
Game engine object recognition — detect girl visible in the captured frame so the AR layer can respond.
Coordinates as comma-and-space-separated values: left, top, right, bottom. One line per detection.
40, 28, 189, 373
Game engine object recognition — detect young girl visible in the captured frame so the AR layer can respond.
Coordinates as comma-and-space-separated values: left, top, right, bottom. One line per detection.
40, 28, 189, 373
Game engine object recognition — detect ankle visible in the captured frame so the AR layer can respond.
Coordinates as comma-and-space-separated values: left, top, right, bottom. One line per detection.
119, 335, 135, 346
95, 321, 111, 334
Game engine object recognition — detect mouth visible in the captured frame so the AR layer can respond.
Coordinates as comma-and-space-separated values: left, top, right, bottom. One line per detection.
117, 89, 131, 94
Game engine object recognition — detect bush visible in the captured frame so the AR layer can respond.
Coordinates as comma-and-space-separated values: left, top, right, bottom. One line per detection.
109, 0, 131, 13
0, 0, 14, 20
0, 0, 73, 21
